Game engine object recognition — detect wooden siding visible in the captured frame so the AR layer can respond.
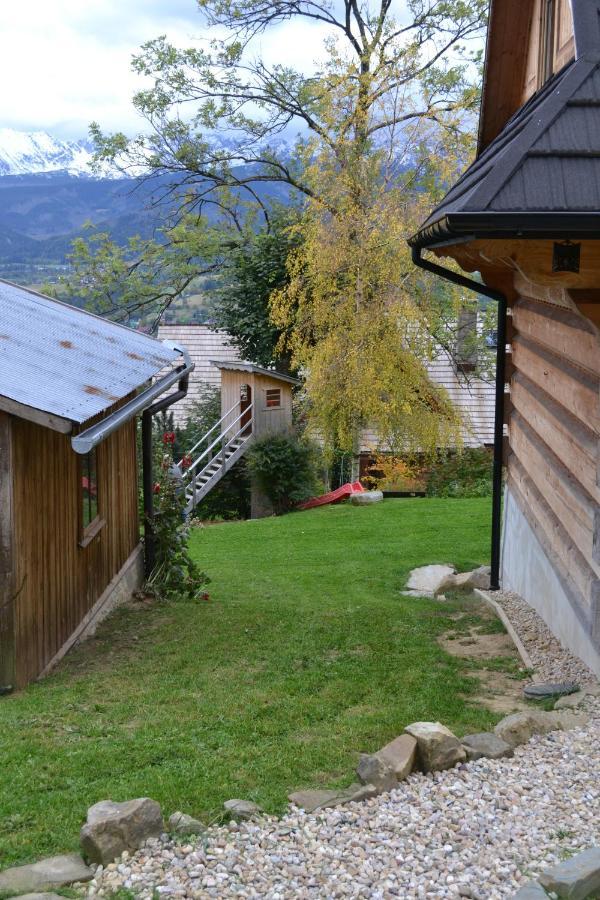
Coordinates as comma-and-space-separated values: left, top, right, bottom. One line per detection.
10, 416, 139, 688
0, 412, 15, 688
507, 293, 600, 628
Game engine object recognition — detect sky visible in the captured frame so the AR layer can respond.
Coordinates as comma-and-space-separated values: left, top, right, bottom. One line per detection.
1, 0, 329, 141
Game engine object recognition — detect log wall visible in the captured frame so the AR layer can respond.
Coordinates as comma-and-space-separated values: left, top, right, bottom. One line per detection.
506, 292, 600, 650
9, 415, 140, 688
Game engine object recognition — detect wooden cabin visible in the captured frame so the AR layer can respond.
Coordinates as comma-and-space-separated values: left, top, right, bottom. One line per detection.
212, 360, 297, 440
0, 281, 191, 690
410, 0, 600, 674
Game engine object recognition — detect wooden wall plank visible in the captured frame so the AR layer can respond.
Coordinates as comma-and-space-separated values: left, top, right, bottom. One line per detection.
0, 412, 15, 689
12, 411, 139, 688
512, 335, 600, 433
509, 413, 598, 576
512, 299, 600, 377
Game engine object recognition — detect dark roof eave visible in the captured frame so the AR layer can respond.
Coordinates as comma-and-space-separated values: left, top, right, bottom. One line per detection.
409, 211, 600, 249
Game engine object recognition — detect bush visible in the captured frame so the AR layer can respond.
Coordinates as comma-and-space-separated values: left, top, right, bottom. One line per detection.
245, 431, 322, 513
424, 447, 493, 498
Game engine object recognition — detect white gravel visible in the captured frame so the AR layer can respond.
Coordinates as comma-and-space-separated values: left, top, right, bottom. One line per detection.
87, 591, 600, 900
492, 590, 596, 686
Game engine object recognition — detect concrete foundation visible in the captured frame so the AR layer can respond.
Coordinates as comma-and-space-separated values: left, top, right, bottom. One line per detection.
250, 483, 275, 519
501, 488, 600, 677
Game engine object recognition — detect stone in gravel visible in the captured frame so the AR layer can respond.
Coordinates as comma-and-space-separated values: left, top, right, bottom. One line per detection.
523, 681, 579, 700
555, 690, 586, 709
461, 732, 514, 761
288, 783, 377, 812
378, 734, 417, 780
538, 846, 600, 899
494, 710, 588, 748
223, 799, 263, 820
350, 490, 383, 505
511, 882, 549, 898
406, 564, 455, 595
356, 753, 397, 792
169, 811, 205, 835
80, 798, 164, 865
0, 855, 92, 894
405, 721, 466, 772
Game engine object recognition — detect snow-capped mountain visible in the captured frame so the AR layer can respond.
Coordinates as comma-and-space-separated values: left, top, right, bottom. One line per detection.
0, 129, 94, 176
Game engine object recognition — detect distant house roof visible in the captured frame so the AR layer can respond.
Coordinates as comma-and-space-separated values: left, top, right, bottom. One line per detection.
410, 56, 600, 248
210, 360, 301, 386
0, 280, 182, 426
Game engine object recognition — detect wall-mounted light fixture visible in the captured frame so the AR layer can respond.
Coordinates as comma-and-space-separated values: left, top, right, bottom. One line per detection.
552, 240, 581, 273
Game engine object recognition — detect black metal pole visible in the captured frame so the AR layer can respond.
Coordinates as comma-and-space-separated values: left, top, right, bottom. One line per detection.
141, 409, 155, 578
411, 246, 507, 591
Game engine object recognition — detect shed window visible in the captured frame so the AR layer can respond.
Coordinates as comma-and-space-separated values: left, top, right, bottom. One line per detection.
541, 0, 556, 82
79, 449, 103, 545
265, 388, 281, 408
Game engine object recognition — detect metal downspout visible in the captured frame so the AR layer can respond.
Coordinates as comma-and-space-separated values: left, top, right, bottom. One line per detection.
411, 246, 508, 591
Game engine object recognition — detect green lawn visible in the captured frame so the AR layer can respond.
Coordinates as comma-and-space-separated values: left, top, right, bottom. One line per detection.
0, 498, 505, 868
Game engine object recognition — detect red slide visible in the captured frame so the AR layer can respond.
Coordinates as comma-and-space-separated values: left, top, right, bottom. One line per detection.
297, 481, 365, 510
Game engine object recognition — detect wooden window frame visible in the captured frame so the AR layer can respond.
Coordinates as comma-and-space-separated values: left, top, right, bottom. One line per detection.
540, 0, 556, 84
78, 447, 105, 548
265, 388, 282, 409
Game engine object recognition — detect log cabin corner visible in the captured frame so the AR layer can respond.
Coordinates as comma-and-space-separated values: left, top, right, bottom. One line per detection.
410, 0, 600, 675
0, 281, 192, 691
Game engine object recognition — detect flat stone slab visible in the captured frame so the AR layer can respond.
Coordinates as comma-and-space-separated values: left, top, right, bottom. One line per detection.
289, 783, 377, 812
511, 882, 550, 898
406, 564, 456, 595
494, 710, 588, 748
461, 732, 514, 761
15, 894, 68, 900
524, 681, 579, 700
0, 854, 92, 894
539, 846, 600, 899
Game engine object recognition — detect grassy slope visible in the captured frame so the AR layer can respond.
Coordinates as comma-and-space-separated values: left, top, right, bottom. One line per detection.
0, 498, 500, 867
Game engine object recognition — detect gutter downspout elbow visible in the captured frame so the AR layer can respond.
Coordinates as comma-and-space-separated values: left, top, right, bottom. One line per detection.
411, 246, 508, 591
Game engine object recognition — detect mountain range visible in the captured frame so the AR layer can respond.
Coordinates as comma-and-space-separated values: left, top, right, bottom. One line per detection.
0, 128, 95, 177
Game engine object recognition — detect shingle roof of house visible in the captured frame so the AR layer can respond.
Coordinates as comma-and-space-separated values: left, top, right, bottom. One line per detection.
0, 280, 182, 424
410, 56, 600, 248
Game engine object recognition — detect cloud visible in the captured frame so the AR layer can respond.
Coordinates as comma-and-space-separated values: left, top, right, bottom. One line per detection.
1, 0, 331, 140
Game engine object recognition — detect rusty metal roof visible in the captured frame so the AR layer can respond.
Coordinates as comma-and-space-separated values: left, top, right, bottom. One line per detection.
0, 280, 182, 424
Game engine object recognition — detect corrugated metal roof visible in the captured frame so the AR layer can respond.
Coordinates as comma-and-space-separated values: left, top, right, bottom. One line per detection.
210, 359, 301, 386
411, 57, 600, 246
0, 280, 182, 424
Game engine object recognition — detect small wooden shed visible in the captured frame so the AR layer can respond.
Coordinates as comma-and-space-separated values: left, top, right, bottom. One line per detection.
211, 361, 299, 439
0, 281, 191, 690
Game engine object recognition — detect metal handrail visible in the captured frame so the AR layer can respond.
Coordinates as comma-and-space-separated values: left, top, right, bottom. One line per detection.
184, 402, 254, 478
187, 412, 254, 506
178, 398, 241, 467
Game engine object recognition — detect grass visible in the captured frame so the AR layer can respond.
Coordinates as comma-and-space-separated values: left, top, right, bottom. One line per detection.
0, 497, 512, 868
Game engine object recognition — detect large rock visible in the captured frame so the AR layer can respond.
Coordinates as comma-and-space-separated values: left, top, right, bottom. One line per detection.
511, 882, 550, 898
14, 894, 71, 900
356, 754, 397, 792
538, 846, 600, 899
461, 732, 514, 761
404, 721, 466, 772
80, 798, 164, 865
168, 811, 205, 835
441, 566, 492, 593
378, 734, 417, 781
350, 491, 383, 506
0, 855, 92, 894
494, 710, 588, 748
223, 799, 263, 820
406, 565, 456, 596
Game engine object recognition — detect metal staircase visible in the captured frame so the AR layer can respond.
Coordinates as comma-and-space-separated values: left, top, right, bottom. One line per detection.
179, 401, 254, 515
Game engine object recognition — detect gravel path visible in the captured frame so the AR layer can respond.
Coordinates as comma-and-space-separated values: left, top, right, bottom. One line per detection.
87, 593, 600, 900
492, 589, 596, 685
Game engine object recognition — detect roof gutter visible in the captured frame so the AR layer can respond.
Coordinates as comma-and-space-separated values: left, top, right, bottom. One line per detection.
409, 211, 600, 249
411, 247, 507, 591
71, 342, 194, 454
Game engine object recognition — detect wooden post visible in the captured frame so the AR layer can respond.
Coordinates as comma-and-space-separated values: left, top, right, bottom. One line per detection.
0, 413, 15, 692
